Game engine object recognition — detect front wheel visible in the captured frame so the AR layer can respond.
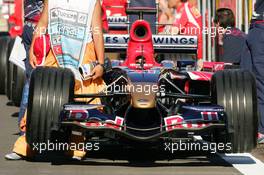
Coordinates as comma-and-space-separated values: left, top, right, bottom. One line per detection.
211, 69, 258, 153
6, 38, 15, 100
11, 65, 25, 106
26, 67, 75, 147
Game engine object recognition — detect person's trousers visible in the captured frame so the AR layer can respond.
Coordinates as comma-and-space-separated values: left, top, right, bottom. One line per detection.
18, 25, 34, 128
247, 23, 264, 134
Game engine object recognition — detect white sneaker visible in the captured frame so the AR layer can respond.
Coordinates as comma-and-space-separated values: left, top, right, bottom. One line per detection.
4, 152, 23, 160
72, 156, 83, 161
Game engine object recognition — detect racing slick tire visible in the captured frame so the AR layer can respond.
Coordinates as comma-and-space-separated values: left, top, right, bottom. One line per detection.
6, 38, 15, 100
211, 69, 258, 153
11, 65, 25, 106
6, 63, 14, 100
26, 67, 75, 147
0, 35, 10, 94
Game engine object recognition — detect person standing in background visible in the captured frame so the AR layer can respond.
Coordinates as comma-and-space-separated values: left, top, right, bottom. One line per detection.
214, 8, 252, 71
247, 0, 264, 143
158, 0, 170, 33
165, 0, 203, 70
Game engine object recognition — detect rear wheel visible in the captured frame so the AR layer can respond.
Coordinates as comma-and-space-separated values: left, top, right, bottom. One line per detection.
0, 35, 10, 94
11, 66, 25, 106
26, 67, 75, 147
6, 63, 14, 100
6, 38, 15, 100
211, 69, 258, 153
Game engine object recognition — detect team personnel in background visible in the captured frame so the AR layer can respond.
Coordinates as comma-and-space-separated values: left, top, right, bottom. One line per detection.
164, 0, 203, 70
247, 0, 264, 143
214, 8, 252, 71
158, 0, 169, 33
5, 0, 44, 160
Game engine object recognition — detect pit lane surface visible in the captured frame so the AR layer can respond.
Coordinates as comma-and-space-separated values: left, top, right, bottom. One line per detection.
0, 95, 264, 175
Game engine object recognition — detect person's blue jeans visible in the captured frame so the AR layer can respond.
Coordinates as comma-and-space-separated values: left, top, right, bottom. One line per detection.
17, 48, 31, 125
18, 25, 34, 131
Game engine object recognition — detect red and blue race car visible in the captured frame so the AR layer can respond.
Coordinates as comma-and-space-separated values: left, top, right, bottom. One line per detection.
26, 7, 257, 154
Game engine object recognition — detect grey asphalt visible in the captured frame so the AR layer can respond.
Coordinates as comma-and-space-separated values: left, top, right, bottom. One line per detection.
0, 95, 244, 175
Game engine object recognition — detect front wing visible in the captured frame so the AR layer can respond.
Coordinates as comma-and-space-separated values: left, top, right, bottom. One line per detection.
61, 104, 226, 141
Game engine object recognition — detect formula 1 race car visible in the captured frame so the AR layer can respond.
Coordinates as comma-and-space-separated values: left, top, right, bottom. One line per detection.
26, 7, 257, 154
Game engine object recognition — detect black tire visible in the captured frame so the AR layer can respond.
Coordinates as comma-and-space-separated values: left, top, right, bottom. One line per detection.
26, 67, 75, 147
7, 38, 15, 58
11, 66, 25, 106
6, 63, 14, 99
0, 35, 10, 94
211, 69, 258, 153
5, 38, 15, 100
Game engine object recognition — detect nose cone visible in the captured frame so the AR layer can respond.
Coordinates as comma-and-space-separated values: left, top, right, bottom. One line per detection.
130, 83, 156, 109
